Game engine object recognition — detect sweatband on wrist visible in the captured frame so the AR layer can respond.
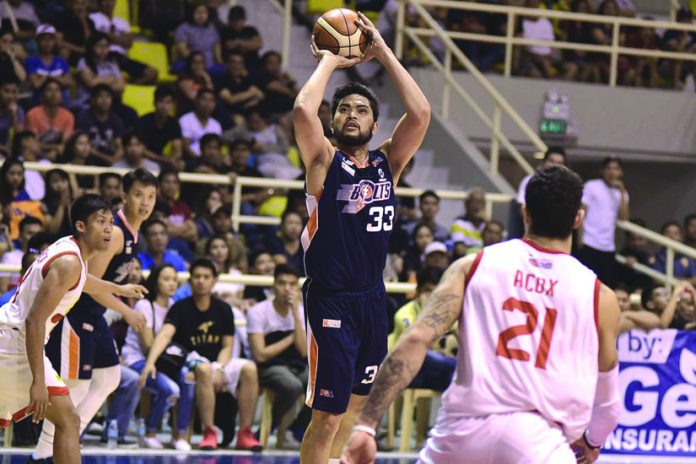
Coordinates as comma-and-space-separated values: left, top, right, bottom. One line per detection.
586, 365, 621, 447
353, 424, 376, 437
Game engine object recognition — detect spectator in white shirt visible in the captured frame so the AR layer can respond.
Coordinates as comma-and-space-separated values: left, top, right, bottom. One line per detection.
179, 88, 222, 158
578, 157, 630, 287
89, 0, 157, 84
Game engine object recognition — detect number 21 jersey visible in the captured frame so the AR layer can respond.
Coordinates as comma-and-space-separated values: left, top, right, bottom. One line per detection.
302, 149, 397, 291
441, 239, 600, 443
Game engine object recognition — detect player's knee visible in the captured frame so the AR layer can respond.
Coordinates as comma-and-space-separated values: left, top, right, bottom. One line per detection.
52, 404, 80, 432
309, 410, 342, 434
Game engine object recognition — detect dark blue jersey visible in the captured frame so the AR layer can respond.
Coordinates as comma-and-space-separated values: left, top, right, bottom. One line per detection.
72, 210, 138, 314
302, 149, 397, 291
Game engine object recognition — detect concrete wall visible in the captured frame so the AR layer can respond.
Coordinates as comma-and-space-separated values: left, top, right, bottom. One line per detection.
410, 68, 696, 160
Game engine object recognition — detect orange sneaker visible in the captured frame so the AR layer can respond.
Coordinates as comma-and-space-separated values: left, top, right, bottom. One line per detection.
199, 426, 218, 450
235, 427, 263, 452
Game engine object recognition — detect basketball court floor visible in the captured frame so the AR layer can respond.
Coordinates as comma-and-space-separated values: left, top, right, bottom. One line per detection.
1, 448, 694, 464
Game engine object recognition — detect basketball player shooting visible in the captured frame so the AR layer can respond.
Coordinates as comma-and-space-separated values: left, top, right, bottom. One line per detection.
342, 166, 622, 464
0, 195, 147, 464
293, 11, 430, 464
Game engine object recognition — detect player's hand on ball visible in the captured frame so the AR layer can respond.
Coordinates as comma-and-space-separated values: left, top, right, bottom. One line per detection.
341, 429, 377, 464
117, 283, 148, 299
124, 309, 147, 332
29, 381, 51, 423
354, 11, 387, 62
311, 35, 361, 69
571, 438, 600, 464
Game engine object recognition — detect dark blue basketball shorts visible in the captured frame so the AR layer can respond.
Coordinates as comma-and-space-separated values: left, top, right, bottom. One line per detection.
303, 281, 388, 414
45, 306, 120, 380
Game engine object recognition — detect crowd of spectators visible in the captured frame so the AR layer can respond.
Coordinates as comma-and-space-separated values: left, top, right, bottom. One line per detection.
0, 0, 695, 452
384, 0, 696, 89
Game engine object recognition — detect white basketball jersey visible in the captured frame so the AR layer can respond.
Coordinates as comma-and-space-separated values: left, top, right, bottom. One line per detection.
440, 239, 600, 443
0, 236, 87, 344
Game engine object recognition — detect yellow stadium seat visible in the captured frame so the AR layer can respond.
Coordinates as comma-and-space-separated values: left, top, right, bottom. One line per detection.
114, 0, 140, 34
307, 0, 346, 15
128, 41, 177, 84
122, 84, 156, 116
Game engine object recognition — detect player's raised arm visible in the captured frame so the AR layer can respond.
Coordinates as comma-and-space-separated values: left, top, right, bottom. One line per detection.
574, 283, 622, 461
293, 41, 360, 192
25, 254, 83, 422
355, 12, 430, 183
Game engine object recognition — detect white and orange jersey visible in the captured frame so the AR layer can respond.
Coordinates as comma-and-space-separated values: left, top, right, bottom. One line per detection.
440, 239, 600, 443
0, 236, 87, 345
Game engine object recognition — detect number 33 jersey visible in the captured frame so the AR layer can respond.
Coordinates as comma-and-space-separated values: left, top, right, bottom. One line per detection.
302, 149, 397, 291
442, 239, 600, 443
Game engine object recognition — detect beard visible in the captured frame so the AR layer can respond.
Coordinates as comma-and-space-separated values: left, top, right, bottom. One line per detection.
334, 127, 373, 148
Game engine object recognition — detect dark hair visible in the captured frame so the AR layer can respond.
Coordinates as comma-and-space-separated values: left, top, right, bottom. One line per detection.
187, 3, 210, 25
525, 165, 583, 239
641, 283, 664, 310
229, 139, 251, 151
99, 172, 122, 187
142, 218, 166, 235
602, 156, 622, 169
20, 249, 38, 274
419, 190, 440, 203
660, 220, 682, 235
411, 222, 434, 244
0, 78, 18, 88
677, 7, 693, 22
10, 130, 37, 158
123, 168, 158, 193
274, 263, 301, 280
27, 231, 54, 253
204, 234, 232, 271
598, 0, 618, 14
484, 219, 505, 231
120, 130, 139, 148
190, 257, 219, 277
144, 263, 177, 302
228, 5, 246, 21
224, 51, 245, 62
184, 51, 206, 74
61, 131, 89, 163
331, 82, 380, 122
261, 50, 281, 64
212, 204, 232, 219
0, 158, 24, 203
19, 215, 43, 235
90, 83, 113, 99
200, 133, 221, 151
69, 194, 112, 233
613, 283, 630, 295
281, 209, 302, 225
154, 85, 175, 102
158, 166, 179, 183
544, 146, 566, 162
684, 213, 696, 228
416, 266, 443, 289
43, 168, 73, 204
249, 247, 272, 267
85, 32, 112, 73
40, 77, 62, 96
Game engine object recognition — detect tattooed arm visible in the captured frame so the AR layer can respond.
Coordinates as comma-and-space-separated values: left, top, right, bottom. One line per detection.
359, 254, 474, 428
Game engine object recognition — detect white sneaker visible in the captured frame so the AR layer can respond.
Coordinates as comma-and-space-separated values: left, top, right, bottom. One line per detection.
172, 438, 192, 451
279, 430, 301, 450
143, 436, 164, 449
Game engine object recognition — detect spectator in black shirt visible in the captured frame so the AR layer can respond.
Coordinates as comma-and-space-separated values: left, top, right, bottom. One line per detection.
243, 248, 275, 305
220, 6, 262, 70
139, 258, 263, 451
136, 85, 184, 169
685, 213, 696, 249
257, 50, 298, 117
0, 28, 26, 83
54, 0, 93, 66
187, 133, 231, 175
264, 210, 304, 273
76, 83, 124, 165
215, 52, 263, 126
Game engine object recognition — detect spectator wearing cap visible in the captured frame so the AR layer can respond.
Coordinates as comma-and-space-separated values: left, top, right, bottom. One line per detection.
25, 24, 73, 103
466, 220, 505, 255
389, 267, 456, 392
25, 78, 74, 158
451, 187, 488, 252
179, 88, 222, 158
404, 190, 449, 243
578, 157, 629, 288
423, 241, 450, 270
89, 0, 157, 85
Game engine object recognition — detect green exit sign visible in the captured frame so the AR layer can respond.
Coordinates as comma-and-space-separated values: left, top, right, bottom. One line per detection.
540, 119, 567, 135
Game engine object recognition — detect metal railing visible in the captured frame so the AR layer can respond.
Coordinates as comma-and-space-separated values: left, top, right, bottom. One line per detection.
397, 0, 541, 177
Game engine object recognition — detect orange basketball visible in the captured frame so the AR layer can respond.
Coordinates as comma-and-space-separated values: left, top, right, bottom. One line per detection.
313, 8, 368, 58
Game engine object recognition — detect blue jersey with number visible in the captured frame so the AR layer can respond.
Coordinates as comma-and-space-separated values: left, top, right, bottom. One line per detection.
72, 209, 138, 314
302, 149, 397, 291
